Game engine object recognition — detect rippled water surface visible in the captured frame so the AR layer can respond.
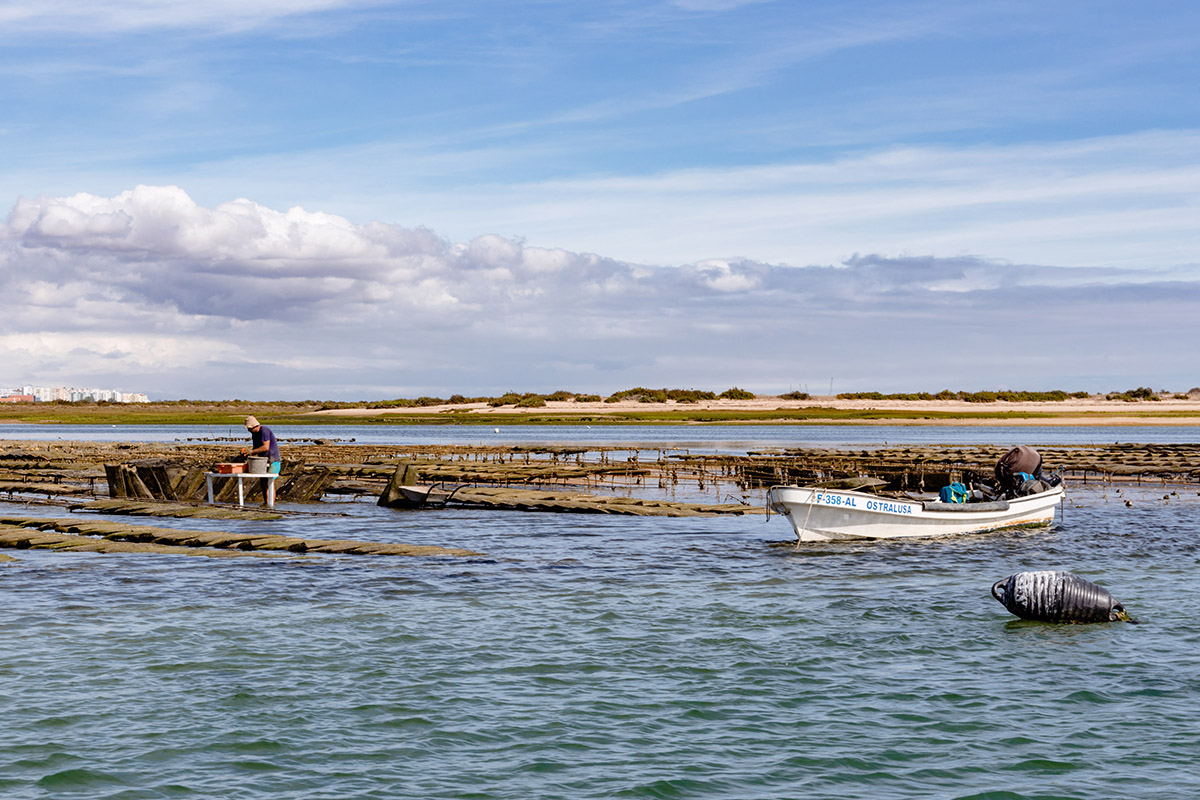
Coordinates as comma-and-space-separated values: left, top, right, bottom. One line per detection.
5, 422, 1200, 449
4, 431, 1200, 799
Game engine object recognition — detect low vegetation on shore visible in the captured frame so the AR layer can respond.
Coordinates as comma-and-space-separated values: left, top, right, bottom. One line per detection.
839, 387, 1200, 403
1, 386, 1198, 426
333, 386, 762, 408
323, 385, 1195, 409
838, 390, 1091, 402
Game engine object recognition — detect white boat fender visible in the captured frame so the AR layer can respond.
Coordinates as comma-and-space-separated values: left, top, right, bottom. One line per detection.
991, 570, 1137, 624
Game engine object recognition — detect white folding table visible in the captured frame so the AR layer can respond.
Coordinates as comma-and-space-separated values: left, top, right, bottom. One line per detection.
204, 472, 279, 508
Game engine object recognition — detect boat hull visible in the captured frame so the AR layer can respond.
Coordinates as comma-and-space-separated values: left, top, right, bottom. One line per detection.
766, 484, 1064, 541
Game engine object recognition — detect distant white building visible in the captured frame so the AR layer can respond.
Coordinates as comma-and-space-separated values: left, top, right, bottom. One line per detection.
12, 385, 150, 403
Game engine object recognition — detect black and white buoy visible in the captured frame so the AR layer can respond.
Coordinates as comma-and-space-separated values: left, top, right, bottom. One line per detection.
991, 570, 1136, 623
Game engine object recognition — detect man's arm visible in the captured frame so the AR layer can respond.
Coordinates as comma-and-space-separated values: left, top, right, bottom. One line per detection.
240, 436, 269, 456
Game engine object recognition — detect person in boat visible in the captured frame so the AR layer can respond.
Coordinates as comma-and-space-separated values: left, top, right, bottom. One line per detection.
994, 445, 1046, 497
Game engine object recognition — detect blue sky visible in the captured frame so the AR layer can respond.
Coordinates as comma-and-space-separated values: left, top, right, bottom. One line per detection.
2, 0, 1199, 399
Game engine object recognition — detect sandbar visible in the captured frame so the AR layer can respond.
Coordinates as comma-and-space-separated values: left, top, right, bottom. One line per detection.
310, 395, 1200, 425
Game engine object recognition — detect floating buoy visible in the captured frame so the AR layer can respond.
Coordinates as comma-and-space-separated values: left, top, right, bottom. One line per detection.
991, 570, 1136, 623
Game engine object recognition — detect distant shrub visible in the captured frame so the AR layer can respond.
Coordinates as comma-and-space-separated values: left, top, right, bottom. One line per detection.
606, 387, 667, 403
489, 392, 525, 407
841, 390, 1078, 403
667, 389, 716, 403
860, 391, 930, 400
839, 391, 934, 401
605, 388, 718, 403
574, 394, 601, 403
367, 398, 417, 408
1106, 387, 1159, 402
516, 396, 546, 408
720, 387, 756, 400
779, 391, 810, 400
605, 387, 638, 402
965, 390, 1073, 402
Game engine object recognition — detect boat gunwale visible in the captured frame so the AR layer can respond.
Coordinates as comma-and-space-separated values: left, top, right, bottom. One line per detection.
765, 483, 1064, 540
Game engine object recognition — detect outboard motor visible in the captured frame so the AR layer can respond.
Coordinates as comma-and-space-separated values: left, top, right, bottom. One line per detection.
1017, 476, 1050, 497
995, 446, 1045, 498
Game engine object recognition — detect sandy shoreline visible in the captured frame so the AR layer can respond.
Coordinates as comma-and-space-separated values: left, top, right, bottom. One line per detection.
311, 395, 1200, 425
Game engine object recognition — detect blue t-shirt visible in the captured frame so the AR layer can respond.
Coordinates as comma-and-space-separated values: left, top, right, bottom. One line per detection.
252, 425, 280, 462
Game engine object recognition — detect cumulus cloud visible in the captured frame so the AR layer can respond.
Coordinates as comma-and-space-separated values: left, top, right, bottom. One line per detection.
2, 185, 1198, 398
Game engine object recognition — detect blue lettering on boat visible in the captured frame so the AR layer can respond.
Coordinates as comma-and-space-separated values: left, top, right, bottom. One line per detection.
813, 493, 905, 512
865, 499, 915, 515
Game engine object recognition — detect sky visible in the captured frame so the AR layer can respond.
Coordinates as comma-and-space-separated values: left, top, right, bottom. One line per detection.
1, 0, 1199, 400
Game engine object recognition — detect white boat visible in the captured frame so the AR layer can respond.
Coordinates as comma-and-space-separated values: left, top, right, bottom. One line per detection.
766, 483, 1064, 541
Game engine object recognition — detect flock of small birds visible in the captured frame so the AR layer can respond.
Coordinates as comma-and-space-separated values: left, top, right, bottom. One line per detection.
1106, 487, 1200, 507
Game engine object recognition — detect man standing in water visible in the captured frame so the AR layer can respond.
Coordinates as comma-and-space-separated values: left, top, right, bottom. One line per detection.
242, 416, 281, 471
241, 416, 282, 502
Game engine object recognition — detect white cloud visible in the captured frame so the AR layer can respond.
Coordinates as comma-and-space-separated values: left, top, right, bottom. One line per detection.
76, 129, 1188, 276
6, 185, 393, 266
3, 185, 1199, 399
0, 331, 244, 372
689, 260, 761, 292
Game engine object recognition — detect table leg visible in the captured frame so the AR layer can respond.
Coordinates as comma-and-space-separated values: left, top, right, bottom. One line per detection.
237, 476, 245, 506
267, 478, 275, 508
206, 476, 214, 504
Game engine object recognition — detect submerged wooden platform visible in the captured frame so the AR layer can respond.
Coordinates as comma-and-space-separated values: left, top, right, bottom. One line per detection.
0, 515, 481, 558
4, 439, 1200, 526
378, 466, 761, 516
430, 485, 761, 517
72, 498, 284, 520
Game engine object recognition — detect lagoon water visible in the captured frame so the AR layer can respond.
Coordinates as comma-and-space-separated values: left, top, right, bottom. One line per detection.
3, 425, 1200, 799
4, 422, 1200, 449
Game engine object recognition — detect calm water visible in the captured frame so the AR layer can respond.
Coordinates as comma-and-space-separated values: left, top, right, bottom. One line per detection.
3, 428, 1200, 799
4, 422, 1200, 450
